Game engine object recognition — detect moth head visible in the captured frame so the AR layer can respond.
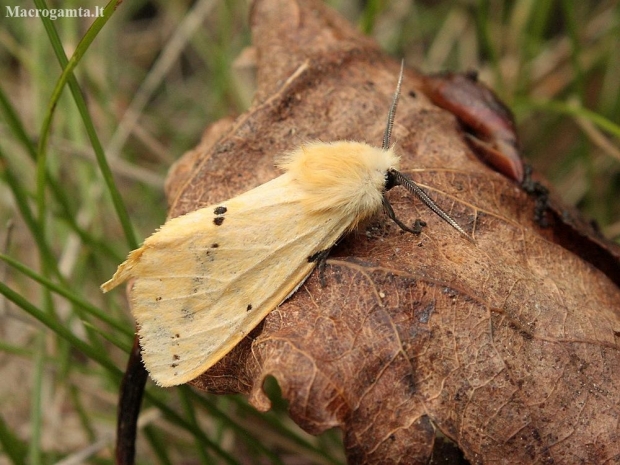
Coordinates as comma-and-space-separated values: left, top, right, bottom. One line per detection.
384, 168, 399, 192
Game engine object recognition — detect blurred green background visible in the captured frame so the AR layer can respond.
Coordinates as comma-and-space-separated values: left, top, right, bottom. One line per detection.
0, 0, 618, 463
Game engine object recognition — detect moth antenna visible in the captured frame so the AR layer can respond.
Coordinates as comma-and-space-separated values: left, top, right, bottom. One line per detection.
388, 169, 475, 243
382, 59, 405, 150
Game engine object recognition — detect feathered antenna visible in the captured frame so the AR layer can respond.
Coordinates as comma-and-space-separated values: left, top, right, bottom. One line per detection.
382, 60, 475, 243
382, 59, 404, 150
389, 169, 474, 242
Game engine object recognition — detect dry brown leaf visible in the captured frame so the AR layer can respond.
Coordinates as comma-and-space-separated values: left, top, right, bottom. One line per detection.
161, 0, 620, 463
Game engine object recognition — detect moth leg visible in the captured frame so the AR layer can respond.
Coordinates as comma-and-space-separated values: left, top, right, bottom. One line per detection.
412, 219, 427, 234
382, 197, 425, 235
308, 249, 331, 287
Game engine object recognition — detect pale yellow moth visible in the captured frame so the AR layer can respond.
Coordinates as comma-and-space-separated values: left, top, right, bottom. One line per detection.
101, 62, 471, 387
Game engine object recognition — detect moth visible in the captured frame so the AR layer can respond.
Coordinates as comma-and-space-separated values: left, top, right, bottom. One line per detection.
102, 62, 472, 387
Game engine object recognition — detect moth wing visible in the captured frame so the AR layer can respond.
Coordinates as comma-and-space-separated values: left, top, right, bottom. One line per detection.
103, 173, 352, 386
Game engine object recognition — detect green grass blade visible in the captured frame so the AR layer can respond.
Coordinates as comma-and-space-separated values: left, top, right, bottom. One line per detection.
0, 85, 37, 159
179, 391, 213, 465
0, 413, 29, 464
143, 389, 241, 465
0, 146, 63, 283
0, 252, 132, 336
69, 385, 97, 443
27, 333, 45, 465
0, 281, 122, 377
189, 391, 286, 464
516, 98, 620, 138
0, 79, 121, 262
82, 320, 132, 353
33, 0, 138, 251
143, 426, 174, 465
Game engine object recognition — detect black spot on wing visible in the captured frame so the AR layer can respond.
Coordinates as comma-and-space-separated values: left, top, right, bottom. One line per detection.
213, 205, 227, 226
246, 304, 253, 312
211, 243, 219, 248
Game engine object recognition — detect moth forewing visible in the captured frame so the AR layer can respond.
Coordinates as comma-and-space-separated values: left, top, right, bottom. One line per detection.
103, 173, 358, 386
